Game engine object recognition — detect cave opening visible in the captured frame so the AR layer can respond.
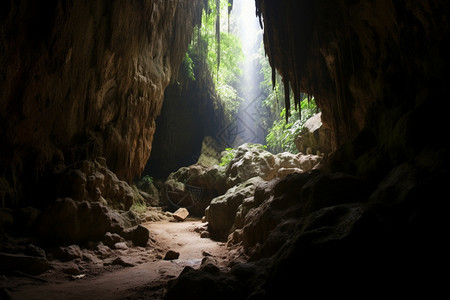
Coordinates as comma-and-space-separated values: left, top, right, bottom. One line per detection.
144, 0, 320, 183
1, 0, 449, 298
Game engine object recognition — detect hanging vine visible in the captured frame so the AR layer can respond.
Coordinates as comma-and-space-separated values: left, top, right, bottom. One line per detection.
215, 0, 220, 81
185, 0, 242, 121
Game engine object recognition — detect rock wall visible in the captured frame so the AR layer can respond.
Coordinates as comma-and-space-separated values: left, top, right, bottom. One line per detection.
165, 0, 450, 298
0, 0, 204, 207
256, 0, 449, 152
145, 56, 228, 180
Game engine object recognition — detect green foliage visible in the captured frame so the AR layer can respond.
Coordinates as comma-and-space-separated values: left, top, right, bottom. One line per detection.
266, 97, 317, 153
256, 36, 318, 154
255, 39, 285, 135
186, 0, 244, 121
130, 185, 148, 213
219, 147, 236, 166
181, 52, 195, 81
141, 175, 153, 185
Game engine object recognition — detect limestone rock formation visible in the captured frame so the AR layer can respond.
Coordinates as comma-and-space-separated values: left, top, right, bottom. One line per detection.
0, 0, 205, 207
205, 177, 264, 240
144, 47, 228, 179
174, 143, 322, 238
0, 0, 448, 297
35, 197, 127, 244
163, 143, 322, 219
165, 0, 449, 298
256, 0, 449, 154
163, 164, 228, 217
52, 158, 134, 211
295, 112, 332, 155
224, 143, 322, 186
196, 136, 223, 168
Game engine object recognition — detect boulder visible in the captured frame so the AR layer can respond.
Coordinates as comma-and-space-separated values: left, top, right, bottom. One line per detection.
63, 263, 81, 275
205, 177, 264, 240
295, 113, 332, 155
95, 244, 113, 258
36, 198, 127, 244
122, 225, 150, 247
164, 164, 228, 216
163, 142, 323, 224
173, 208, 189, 221
24, 244, 46, 258
225, 144, 277, 186
164, 250, 180, 260
53, 244, 83, 261
54, 159, 135, 211
103, 232, 125, 248
111, 257, 135, 267
0, 252, 50, 275
113, 242, 129, 250
135, 177, 161, 207
223, 143, 322, 186
164, 262, 267, 300
196, 136, 223, 167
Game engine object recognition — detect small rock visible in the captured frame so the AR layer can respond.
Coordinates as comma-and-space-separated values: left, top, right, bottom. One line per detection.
114, 242, 128, 250
173, 208, 189, 222
200, 260, 220, 274
163, 250, 180, 260
200, 256, 217, 269
122, 225, 150, 247
132, 225, 150, 247
95, 243, 113, 258
81, 251, 102, 264
63, 263, 81, 275
200, 231, 209, 238
103, 232, 124, 248
111, 257, 135, 267
54, 245, 82, 261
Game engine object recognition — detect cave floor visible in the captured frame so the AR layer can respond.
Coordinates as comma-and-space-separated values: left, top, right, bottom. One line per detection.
2, 218, 240, 300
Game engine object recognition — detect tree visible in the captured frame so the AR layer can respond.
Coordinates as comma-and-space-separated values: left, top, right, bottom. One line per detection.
184, 0, 244, 122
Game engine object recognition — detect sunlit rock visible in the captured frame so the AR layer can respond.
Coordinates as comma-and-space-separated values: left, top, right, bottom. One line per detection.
225, 144, 277, 185
295, 112, 332, 155
173, 207, 189, 221
205, 177, 264, 239
196, 136, 223, 168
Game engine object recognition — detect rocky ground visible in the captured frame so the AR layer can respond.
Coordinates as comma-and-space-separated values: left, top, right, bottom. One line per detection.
1, 214, 242, 300
0, 142, 323, 299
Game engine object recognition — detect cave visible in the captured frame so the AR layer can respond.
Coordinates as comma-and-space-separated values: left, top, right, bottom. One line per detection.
1, 0, 449, 299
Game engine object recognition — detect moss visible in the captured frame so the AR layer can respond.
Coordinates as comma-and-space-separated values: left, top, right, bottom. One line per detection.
129, 185, 147, 214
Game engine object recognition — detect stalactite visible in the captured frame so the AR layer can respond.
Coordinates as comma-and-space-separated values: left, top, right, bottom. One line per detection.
283, 77, 290, 122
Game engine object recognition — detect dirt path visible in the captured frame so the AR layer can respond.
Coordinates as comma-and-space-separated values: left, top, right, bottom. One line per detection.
2, 218, 235, 300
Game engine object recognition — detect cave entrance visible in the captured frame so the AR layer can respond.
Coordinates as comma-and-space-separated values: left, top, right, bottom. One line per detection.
138, 0, 321, 220
144, 0, 318, 183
